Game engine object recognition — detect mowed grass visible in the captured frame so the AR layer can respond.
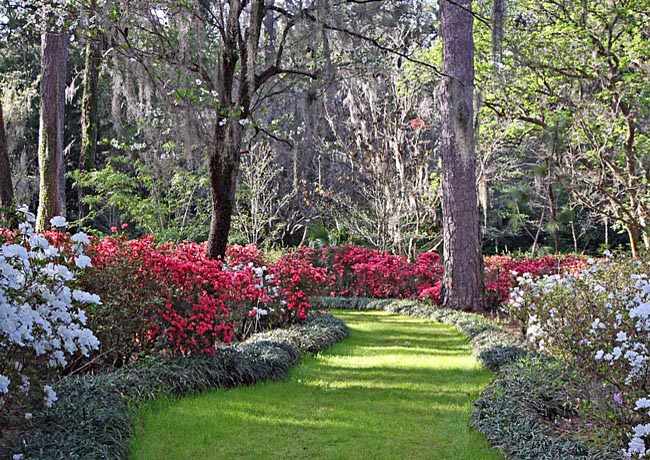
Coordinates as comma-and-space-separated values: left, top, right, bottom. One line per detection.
130, 310, 503, 460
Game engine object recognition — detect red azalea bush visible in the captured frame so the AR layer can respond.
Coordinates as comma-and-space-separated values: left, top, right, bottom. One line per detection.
319, 245, 443, 299
483, 254, 587, 310
78, 238, 334, 362
272, 247, 334, 323
313, 245, 586, 312
226, 243, 267, 266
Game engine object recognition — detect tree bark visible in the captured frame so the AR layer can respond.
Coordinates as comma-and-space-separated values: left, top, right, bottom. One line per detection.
0, 99, 13, 209
78, 37, 101, 219
205, 0, 265, 259
36, 31, 69, 231
439, 0, 485, 312
207, 123, 242, 259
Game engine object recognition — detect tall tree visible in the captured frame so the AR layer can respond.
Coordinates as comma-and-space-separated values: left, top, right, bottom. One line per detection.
0, 99, 13, 208
78, 1, 102, 220
36, 30, 68, 230
439, 0, 484, 311
206, 0, 266, 259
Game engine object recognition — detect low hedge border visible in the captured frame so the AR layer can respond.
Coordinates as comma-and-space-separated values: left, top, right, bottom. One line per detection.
314, 297, 623, 460
10, 314, 348, 460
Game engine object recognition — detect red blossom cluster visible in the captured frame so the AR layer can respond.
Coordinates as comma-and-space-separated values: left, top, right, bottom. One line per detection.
226, 243, 267, 266
81, 238, 330, 357
310, 246, 585, 310
272, 247, 334, 323
316, 245, 443, 299
483, 254, 587, 309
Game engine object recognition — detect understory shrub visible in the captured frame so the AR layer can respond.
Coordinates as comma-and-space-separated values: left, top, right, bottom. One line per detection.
473, 357, 624, 460
0, 211, 100, 426
79, 236, 331, 362
312, 245, 583, 311
505, 256, 650, 458
7, 314, 348, 460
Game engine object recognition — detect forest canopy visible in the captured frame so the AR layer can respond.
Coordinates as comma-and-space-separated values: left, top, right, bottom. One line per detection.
0, 0, 648, 257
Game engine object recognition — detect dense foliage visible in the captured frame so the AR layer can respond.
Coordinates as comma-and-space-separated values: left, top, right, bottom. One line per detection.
506, 256, 650, 457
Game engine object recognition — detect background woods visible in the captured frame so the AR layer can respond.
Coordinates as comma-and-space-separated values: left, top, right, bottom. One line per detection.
0, 0, 647, 256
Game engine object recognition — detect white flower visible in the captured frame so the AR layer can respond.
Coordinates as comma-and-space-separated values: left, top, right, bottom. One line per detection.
257, 308, 268, 317
43, 385, 57, 407
71, 232, 90, 245
72, 289, 101, 304
49, 216, 68, 228
29, 235, 50, 250
16, 204, 35, 223
635, 398, 650, 410
24, 412, 33, 420
74, 254, 92, 269
18, 222, 33, 234
595, 350, 604, 360
0, 374, 10, 394
3, 244, 29, 260
13, 454, 24, 460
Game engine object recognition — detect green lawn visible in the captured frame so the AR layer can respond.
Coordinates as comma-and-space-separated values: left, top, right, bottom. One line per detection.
130, 310, 503, 460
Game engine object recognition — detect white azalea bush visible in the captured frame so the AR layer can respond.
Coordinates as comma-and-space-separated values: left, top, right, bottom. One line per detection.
506, 255, 650, 458
0, 208, 100, 422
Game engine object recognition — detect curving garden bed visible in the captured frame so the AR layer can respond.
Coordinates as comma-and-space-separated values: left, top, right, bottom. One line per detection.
314, 297, 624, 460
10, 314, 348, 460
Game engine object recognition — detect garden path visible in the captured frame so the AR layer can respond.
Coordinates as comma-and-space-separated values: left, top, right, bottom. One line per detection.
130, 310, 502, 460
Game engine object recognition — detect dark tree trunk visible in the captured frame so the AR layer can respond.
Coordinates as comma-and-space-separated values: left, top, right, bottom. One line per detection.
205, 0, 265, 259
207, 124, 242, 259
0, 100, 13, 209
439, 0, 485, 312
36, 31, 69, 231
78, 38, 101, 219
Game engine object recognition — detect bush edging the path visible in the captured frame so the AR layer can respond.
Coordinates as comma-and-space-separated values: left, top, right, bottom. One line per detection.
11, 314, 348, 460
315, 297, 623, 460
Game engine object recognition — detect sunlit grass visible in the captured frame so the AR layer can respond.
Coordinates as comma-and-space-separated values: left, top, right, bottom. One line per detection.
130, 310, 502, 460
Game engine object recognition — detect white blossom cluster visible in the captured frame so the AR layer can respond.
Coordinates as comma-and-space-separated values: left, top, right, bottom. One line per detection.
0, 208, 100, 410
507, 257, 650, 458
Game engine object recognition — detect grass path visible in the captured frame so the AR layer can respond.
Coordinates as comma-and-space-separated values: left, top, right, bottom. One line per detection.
130, 310, 503, 460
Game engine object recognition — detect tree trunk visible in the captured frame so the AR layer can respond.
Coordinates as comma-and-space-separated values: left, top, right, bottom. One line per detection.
546, 171, 560, 253
205, 0, 265, 259
207, 123, 242, 259
36, 31, 68, 231
0, 100, 13, 209
78, 38, 101, 219
439, 0, 485, 312
627, 222, 640, 259
207, 153, 238, 259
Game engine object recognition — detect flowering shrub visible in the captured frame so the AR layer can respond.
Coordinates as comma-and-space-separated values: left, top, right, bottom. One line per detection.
271, 247, 333, 323
320, 245, 443, 299
483, 254, 586, 311
506, 256, 650, 458
317, 245, 581, 310
79, 238, 332, 359
226, 243, 267, 266
0, 209, 99, 421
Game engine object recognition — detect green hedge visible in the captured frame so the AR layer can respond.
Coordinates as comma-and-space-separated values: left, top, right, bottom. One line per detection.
315, 297, 623, 460
473, 357, 624, 460
12, 314, 348, 460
